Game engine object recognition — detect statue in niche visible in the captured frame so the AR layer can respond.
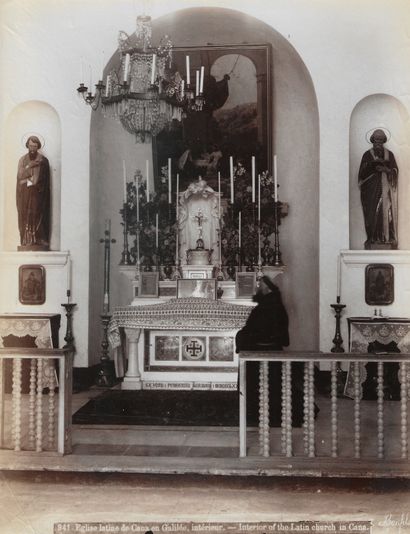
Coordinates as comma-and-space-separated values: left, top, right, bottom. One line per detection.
358, 129, 398, 249
16, 135, 50, 250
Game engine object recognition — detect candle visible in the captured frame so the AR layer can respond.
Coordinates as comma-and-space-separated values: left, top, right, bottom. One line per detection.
80, 57, 84, 84
181, 79, 185, 98
146, 159, 150, 203
238, 211, 241, 249
123, 53, 130, 83
151, 54, 156, 85
195, 70, 199, 96
168, 158, 172, 204
89, 64, 93, 90
186, 55, 190, 85
337, 254, 341, 301
199, 66, 204, 93
218, 171, 221, 219
103, 292, 109, 313
105, 219, 109, 232
176, 173, 180, 219
258, 174, 261, 222
230, 156, 234, 204
66, 257, 72, 294
251, 156, 255, 203
155, 213, 159, 248
123, 161, 127, 203
274, 154, 278, 201
105, 74, 111, 97
136, 176, 140, 222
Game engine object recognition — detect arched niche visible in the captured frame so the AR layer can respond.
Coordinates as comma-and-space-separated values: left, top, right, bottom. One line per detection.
89, 7, 319, 352
3, 101, 61, 251
349, 94, 410, 250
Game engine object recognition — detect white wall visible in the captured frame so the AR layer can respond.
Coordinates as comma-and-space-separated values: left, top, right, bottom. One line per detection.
1, 0, 410, 366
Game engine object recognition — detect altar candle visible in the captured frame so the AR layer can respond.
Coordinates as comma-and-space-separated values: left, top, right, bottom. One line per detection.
195, 70, 199, 96
230, 156, 234, 204
218, 171, 221, 218
155, 213, 159, 248
186, 55, 190, 85
176, 173, 180, 219
80, 57, 84, 84
146, 159, 150, 203
199, 66, 204, 93
66, 256, 72, 294
151, 54, 156, 85
181, 79, 185, 98
274, 154, 278, 201
136, 176, 140, 222
168, 158, 172, 204
105, 74, 111, 97
337, 254, 341, 301
123, 53, 130, 83
238, 211, 242, 249
89, 64, 93, 90
251, 156, 255, 203
123, 160, 127, 203
258, 174, 261, 222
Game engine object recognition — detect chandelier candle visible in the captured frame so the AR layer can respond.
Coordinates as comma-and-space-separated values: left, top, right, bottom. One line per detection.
230, 157, 234, 203
200, 66, 204, 93
168, 158, 172, 204
146, 160, 150, 203
195, 71, 199, 96
105, 75, 111, 97
151, 54, 156, 85
251, 156, 256, 203
123, 53, 130, 83
186, 55, 190, 85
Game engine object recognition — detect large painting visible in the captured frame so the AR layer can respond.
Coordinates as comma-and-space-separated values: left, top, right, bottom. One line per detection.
153, 44, 272, 195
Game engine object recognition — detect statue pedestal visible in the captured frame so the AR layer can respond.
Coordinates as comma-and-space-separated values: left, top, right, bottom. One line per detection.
181, 264, 214, 279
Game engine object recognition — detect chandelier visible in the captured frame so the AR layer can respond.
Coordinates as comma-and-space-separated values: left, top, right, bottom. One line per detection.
77, 15, 206, 143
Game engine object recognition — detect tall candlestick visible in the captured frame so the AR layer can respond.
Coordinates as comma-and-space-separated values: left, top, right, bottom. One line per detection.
337, 254, 341, 300
218, 171, 221, 218
274, 154, 278, 201
199, 66, 204, 93
146, 159, 150, 203
168, 158, 172, 204
151, 54, 156, 85
123, 160, 127, 203
251, 156, 255, 203
186, 55, 190, 85
66, 256, 72, 294
230, 156, 234, 204
238, 211, 242, 249
258, 174, 261, 222
123, 53, 130, 83
155, 213, 159, 248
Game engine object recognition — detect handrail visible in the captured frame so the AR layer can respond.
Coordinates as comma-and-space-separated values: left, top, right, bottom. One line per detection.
239, 350, 410, 363
0, 347, 70, 358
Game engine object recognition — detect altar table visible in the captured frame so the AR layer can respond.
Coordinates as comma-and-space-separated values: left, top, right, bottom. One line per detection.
108, 298, 253, 390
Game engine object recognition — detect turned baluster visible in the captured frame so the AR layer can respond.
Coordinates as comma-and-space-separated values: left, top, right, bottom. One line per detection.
29, 358, 37, 449
36, 359, 43, 452
377, 361, 384, 459
308, 361, 315, 458
12, 358, 22, 451
353, 361, 361, 458
330, 360, 338, 458
48, 359, 56, 449
400, 362, 408, 459
303, 361, 309, 455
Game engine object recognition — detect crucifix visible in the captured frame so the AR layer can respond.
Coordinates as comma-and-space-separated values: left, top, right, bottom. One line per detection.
191, 208, 208, 249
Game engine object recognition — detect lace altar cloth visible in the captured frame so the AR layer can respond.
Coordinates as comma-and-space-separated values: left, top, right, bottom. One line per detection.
0, 317, 53, 348
108, 298, 253, 348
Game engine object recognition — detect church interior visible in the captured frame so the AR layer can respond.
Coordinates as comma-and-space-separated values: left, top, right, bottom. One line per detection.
0, 0, 410, 531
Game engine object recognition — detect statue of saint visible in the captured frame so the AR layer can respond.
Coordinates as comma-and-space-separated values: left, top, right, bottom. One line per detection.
16, 135, 50, 250
358, 129, 398, 249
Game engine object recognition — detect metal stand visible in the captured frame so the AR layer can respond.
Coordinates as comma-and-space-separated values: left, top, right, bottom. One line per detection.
331, 298, 347, 397
120, 202, 131, 265
273, 200, 283, 266
61, 290, 76, 350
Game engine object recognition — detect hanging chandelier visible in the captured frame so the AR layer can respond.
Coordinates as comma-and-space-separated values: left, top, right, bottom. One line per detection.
77, 15, 206, 143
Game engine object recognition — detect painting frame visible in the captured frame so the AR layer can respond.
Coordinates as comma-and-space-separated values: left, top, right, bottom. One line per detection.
365, 263, 394, 306
153, 43, 273, 193
18, 264, 46, 305
138, 272, 159, 298
235, 272, 256, 299
177, 278, 217, 300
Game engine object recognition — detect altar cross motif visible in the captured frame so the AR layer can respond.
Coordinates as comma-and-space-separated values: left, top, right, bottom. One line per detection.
184, 338, 205, 359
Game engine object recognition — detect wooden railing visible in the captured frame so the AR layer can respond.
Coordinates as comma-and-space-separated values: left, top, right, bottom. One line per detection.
239, 351, 409, 464
0, 347, 73, 455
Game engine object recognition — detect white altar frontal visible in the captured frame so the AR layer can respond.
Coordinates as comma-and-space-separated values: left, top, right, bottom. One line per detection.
112, 177, 285, 390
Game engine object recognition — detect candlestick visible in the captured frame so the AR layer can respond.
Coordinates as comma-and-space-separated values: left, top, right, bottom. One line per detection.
123, 161, 127, 203
195, 70, 199, 96
274, 154, 278, 201
124, 53, 130, 83
155, 213, 159, 248
251, 156, 256, 203
146, 160, 150, 203
151, 54, 156, 85
337, 254, 341, 301
168, 158, 172, 204
199, 66, 204, 93
230, 156, 234, 204
186, 55, 190, 85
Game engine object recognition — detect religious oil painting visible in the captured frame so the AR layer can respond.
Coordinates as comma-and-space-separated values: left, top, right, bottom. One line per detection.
18, 264, 46, 305
177, 278, 217, 299
209, 336, 234, 361
154, 335, 179, 361
138, 272, 159, 298
365, 263, 394, 306
153, 44, 272, 194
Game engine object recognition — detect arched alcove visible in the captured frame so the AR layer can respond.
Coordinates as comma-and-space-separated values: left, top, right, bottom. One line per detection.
3, 101, 61, 251
349, 94, 410, 250
89, 7, 319, 358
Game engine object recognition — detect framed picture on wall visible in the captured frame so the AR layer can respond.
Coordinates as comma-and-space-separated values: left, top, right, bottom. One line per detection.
235, 272, 256, 298
365, 263, 394, 306
19, 265, 46, 305
153, 44, 272, 194
138, 272, 159, 298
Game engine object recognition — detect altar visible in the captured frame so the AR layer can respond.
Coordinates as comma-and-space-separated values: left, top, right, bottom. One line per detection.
108, 298, 253, 390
